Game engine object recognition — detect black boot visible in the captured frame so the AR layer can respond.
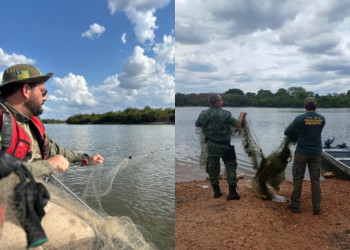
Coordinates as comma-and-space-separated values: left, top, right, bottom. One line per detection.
212, 184, 222, 199
227, 185, 240, 200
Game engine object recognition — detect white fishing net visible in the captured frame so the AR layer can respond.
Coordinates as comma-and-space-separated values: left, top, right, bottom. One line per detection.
0, 156, 153, 250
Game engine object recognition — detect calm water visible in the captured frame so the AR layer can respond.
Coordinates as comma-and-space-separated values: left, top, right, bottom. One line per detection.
176, 107, 350, 182
45, 124, 174, 250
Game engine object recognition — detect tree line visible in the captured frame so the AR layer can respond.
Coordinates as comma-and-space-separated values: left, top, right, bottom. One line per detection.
175, 87, 350, 108
42, 106, 175, 124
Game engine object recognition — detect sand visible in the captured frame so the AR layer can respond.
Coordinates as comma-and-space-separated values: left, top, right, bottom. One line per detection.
175, 178, 350, 250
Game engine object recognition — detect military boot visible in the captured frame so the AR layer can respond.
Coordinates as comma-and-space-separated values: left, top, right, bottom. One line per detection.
212, 184, 222, 199
227, 185, 240, 200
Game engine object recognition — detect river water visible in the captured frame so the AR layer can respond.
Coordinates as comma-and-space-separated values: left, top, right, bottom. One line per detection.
176, 107, 350, 183
45, 124, 174, 250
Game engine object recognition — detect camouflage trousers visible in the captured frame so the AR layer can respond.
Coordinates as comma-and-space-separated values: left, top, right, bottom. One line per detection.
206, 141, 238, 186
291, 153, 321, 211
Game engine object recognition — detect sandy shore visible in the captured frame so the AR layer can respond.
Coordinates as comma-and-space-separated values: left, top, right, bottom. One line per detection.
175, 178, 350, 250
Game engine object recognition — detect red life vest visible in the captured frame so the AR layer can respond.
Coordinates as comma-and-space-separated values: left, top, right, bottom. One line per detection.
0, 103, 47, 161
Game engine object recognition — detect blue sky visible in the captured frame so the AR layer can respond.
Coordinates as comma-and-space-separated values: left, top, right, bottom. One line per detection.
0, 0, 174, 119
176, 0, 350, 96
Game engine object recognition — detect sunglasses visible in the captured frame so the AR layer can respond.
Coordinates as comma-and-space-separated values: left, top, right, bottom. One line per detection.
26, 83, 48, 97
41, 89, 48, 97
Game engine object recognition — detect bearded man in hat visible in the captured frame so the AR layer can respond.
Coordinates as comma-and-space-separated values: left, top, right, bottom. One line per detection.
195, 93, 247, 200
0, 64, 104, 177
284, 97, 326, 215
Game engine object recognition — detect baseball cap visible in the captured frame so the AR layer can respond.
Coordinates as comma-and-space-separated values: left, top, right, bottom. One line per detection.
304, 97, 317, 105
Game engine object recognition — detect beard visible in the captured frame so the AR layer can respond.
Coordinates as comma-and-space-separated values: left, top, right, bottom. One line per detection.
25, 97, 44, 116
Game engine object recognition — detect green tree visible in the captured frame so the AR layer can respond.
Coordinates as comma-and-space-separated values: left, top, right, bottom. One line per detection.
257, 89, 273, 98
225, 88, 244, 95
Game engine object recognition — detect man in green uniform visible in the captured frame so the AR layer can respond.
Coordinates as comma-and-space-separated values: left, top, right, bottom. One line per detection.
195, 93, 247, 200
0, 64, 104, 177
284, 97, 325, 215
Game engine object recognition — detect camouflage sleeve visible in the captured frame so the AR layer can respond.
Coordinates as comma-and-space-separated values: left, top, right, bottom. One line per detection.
195, 111, 204, 127
227, 112, 237, 127
45, 133, 89, 164
22, 160, 52, 178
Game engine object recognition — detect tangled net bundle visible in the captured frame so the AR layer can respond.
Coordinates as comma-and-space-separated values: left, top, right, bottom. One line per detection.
197, 118, 293, 200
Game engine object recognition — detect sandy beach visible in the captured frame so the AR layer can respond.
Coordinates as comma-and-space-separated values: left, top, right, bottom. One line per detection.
176, 177, 350, 250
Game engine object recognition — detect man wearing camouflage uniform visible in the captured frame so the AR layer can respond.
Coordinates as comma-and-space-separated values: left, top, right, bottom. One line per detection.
284, 97, 325, 215
195, 94, 247, 200
0, 64, 104, 177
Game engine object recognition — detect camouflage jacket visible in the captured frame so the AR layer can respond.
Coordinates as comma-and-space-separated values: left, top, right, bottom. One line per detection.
195, 106, 237, 144
0, 99, 88, 178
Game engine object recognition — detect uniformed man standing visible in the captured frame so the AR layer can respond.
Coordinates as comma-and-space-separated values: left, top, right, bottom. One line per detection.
284, 97, 325, 215
195, 93, 247, 200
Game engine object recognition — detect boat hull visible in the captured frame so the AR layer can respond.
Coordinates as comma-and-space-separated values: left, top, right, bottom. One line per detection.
321, 147, 350, 181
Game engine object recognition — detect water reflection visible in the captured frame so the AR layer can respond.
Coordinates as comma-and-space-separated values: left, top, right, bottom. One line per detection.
45, 124, 175, 250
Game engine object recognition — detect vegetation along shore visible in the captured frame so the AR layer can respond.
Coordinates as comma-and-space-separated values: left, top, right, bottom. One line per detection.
176, 86, 350, 108
42, 106, 175, 124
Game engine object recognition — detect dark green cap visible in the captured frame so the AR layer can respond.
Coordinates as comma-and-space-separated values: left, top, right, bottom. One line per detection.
304, 96, 317, 105
1, 64, 53, 89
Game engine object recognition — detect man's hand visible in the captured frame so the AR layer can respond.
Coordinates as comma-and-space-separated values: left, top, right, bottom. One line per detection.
237, 112, 248, 128
240, 112, 247, 118
88, 154, 104, 166
47, 155, 69, 173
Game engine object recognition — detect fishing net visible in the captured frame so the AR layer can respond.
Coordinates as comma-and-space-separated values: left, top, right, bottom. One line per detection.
196, 128, 207, 172
0, 154, 153, 250
197, 117, 293, 200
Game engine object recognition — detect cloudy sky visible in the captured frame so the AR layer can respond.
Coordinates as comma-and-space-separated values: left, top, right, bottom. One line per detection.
0, 0, 174, 119
176, 0, 350, 95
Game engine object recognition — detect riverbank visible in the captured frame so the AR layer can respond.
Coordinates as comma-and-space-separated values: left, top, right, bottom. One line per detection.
175, 178, 350, 249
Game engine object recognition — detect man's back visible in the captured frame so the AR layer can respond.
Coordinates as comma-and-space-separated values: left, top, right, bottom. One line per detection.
195, 106, 236, 144
285, 112, 325, 155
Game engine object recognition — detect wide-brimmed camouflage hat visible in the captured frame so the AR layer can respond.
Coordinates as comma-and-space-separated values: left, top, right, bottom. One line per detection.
1, 64, 53, 89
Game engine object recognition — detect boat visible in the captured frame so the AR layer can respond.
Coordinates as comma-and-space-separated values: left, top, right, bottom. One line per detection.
321, 136, 350, 181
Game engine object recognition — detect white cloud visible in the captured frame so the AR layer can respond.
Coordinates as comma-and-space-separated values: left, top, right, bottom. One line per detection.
121, 33, 127, 43
82, 23, 106, 40
91, 0, 175, 110
107, 0, 170, 44
118, 46, 158, 89
47, 95, 69, 103
153, 32, 175, 66
94, 75, 174, 109
95, 40, 175, 109
51, 73, 97, 106
125, 8, 158, 43
175, 0, 350, 95
107, 0, 170, 14
104, 74, 120, 86
42, 105, 53, 112
0, 48, 35, 68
